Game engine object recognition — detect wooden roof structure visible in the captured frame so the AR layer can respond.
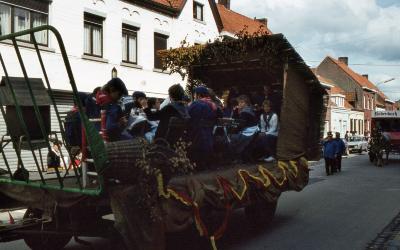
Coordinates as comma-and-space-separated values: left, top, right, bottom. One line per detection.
160, 33, 326, 161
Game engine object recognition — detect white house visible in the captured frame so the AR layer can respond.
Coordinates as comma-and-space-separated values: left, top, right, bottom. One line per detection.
0, 0, 269, 96
0, 0, 269, 171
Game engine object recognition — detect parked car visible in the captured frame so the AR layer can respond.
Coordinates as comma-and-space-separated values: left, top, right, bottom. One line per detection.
347, 136, 368, 153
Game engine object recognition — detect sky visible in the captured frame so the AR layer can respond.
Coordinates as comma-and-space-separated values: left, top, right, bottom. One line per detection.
230, 0, 400, 101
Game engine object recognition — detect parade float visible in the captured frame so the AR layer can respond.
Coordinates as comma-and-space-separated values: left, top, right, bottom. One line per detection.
0, 26, 325, 250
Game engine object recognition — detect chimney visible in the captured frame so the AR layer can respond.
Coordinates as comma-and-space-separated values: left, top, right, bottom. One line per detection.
338, 57, 348, 65
256, 18, 268, 27
218, 0, 230, 9
362, 74, 368, 79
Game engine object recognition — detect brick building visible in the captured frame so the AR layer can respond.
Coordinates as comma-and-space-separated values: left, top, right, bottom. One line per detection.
317, 74, 364, 137
316, 56, 394, 136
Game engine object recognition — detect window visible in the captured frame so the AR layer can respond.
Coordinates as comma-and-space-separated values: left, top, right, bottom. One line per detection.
122, 24, 138, 64
350, 119, 353, 132
84, 13, 103, 57
363, 96, 366, 109
0, 4, 11, 36
193, 2, 204, 21
154, 33, 168, 69
0, 3, 48, 45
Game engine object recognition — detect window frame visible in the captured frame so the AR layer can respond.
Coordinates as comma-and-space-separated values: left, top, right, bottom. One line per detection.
0, 2, 49, 46
122, 24, 139, 65
84, 13, 104, 58
153, 32, 168, 69
193, 1, 204, 21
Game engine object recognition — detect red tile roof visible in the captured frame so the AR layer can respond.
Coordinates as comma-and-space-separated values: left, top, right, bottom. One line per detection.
216, 4, 272, 35
152, 0, 185, 9
327, 56, 379, 92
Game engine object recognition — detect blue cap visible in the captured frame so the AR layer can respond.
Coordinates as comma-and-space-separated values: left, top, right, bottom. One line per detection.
194, 86, 209, 95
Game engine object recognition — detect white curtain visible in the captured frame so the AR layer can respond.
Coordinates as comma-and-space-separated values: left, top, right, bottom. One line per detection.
0, 4, 11, 36
84, 23, 91, 54
122, 34, 127, 61
92, 25, 102, 56
128, 35, 136, 63
14, 8, 30, 41
32, 13, 47, 44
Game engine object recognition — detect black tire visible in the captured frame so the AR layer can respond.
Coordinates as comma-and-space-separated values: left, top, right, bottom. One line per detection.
245, 200, 277, 228
23, 208, 72, 250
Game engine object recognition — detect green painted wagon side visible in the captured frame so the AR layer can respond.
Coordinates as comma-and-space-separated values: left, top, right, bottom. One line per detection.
0, 26, 107, 196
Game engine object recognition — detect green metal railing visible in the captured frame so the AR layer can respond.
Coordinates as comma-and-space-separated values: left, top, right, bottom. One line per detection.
0, 26, 107, 196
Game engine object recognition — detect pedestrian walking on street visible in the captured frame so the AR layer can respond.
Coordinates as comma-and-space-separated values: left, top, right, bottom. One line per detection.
323, 132, 337, 176
334, 132, 346, 172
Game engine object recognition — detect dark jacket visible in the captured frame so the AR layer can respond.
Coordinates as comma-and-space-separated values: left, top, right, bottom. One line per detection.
334, 138, 346, 156
85, 93, 100, 119
47, 150, 60, 168
188, 99, 218, 154
233, 106, 258, 130
145, 102, 189, 139
323, 140, 337, 159
106, 103, 126, 142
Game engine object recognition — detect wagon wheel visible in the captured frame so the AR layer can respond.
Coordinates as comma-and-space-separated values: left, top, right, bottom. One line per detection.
23, 208, 72, 250
245, 200, 277, 228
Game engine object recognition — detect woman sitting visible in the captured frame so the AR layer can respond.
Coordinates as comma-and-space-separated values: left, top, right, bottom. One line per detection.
99, 78, 132, 142
143, 84, 189, 143
259, 99, 279, 162
230, 95, 260, 162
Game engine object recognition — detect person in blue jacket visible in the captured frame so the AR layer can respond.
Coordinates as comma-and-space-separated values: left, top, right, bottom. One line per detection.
188, 86, 219, 169
102, 78, 131, 142
334, 132, 346, 172
323, 132, 337, 176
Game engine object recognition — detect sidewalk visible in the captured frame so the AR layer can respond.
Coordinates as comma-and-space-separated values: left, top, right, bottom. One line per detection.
367, 211, 400, 250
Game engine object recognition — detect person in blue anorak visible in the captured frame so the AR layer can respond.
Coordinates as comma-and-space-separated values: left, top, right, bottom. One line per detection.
101, 77, 132, 142
188, 86, 220, 169
143, 84, 189, 143
323, 132, 337, 176
334, 132, 346, 172
230, 95, 260, 162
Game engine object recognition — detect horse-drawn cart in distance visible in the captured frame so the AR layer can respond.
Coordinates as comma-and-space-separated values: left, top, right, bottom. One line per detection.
369, 110, 400, 166
0, 26, 325, 250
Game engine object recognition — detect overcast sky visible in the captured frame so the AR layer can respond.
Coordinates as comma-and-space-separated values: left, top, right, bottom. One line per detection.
230, 0, 400, 101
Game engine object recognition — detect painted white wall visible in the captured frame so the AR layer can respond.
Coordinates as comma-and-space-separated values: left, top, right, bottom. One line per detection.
331, 107, 349, 137
349, 110, 365, 136
0, 0, 221, 96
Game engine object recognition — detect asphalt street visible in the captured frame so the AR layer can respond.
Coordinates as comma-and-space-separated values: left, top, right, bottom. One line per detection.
2, 154, 400, 250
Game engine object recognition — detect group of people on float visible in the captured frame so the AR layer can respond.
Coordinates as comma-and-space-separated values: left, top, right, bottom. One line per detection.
72, 77, 281, 169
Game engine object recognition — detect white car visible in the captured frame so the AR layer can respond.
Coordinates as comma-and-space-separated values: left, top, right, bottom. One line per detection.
347, 136, 368, 153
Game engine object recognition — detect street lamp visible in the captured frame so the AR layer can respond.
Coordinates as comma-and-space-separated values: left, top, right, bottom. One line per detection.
111, 67, 118, 78
376, 77, 395, 87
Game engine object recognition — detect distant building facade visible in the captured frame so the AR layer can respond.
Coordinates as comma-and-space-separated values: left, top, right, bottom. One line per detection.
316, 56, 394, 136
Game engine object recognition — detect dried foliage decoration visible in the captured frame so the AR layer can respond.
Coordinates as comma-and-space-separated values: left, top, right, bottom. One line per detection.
158, 26, 285, 91
134, 139, 195, 221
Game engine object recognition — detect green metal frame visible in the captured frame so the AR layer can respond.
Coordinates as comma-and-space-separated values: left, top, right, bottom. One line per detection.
0, 25, 107, 196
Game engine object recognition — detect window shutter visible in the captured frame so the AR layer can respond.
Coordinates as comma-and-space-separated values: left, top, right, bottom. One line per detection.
154, 33, 167, 69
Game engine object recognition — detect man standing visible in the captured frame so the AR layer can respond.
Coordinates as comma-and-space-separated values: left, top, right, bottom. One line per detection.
334, 132, 346, 172
323, 132, 337, 176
